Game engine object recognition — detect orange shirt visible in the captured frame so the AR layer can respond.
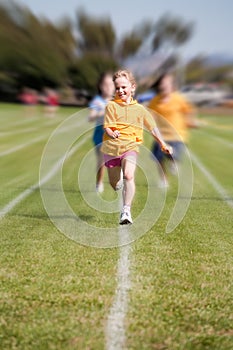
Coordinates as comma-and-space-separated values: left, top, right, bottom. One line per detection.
148, 92, 195, 142
101, 98, 156, 156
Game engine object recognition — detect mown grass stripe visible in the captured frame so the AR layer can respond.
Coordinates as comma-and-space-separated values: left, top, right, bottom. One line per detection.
197, 128, 233, 148
0, 113, 87, 157
191, 151, 233, 208
0, 127, 38, 137
0, 138, 87, 218
0, 135, 45, 157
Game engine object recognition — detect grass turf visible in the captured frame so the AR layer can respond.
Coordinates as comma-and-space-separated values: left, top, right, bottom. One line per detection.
0, 103, 233, 349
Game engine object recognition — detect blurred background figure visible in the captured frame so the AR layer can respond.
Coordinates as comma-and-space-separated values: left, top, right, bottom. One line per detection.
18, 87, 39, 117
88, 72, 115, 193
148, 71, 199, 188
43, 88, 60, 118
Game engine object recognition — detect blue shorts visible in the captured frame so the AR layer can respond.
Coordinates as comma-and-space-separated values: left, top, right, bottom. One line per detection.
151, 141, 184, 162
93, 125, 104, 146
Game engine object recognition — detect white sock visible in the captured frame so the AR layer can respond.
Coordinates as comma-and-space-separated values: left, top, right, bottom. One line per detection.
123, 205, 131, 213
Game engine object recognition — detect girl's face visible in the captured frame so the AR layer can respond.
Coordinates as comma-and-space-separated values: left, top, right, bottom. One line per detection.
114, 76, 135, 104
100, 75, 115, 99
159, 75, 174, 96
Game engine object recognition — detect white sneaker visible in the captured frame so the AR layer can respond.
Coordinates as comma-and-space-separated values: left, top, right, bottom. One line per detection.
96, 182, 104, 193
119, 210, 133, 225
158, 178, 169, 189
169, 162, 178, 176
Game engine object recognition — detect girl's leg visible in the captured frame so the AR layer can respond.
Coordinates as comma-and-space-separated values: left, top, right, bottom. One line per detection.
96, 164, 105, 185
158, 159, 169, 188
96, 147, 105, 190
118, 155, 137, 224
121, 155, 137, 208
107, 166, 122, 190
152, 141, 168, 187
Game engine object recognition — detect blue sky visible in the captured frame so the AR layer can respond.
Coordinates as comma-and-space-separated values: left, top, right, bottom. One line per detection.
17, 0, 233, 59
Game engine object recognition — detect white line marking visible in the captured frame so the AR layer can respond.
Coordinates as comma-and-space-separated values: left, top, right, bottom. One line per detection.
0, 135, 45, 157
0, 127, 38, 137
0, 117, 87, 157
198, 130, 233, 148
2, 116, 40, 128
105, 243, 131, 350
190, 151, 233, 209
0, 138, 87, 218
202, 121, 233, 132
106, 195, 132, 350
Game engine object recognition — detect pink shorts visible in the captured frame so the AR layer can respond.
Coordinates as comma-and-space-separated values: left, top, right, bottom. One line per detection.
104, 151, 137, 168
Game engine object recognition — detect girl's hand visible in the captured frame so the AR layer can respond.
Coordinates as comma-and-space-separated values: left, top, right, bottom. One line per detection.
111, 130, 120, 139
161, 143, 173, 155
105, 127, 120, 139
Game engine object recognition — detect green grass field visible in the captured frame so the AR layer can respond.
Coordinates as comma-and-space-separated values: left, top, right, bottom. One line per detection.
0, 103, 233, 350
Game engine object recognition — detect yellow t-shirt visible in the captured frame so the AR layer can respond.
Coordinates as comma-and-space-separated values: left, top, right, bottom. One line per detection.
148, 91, 195, 142
101, 98, 156, 156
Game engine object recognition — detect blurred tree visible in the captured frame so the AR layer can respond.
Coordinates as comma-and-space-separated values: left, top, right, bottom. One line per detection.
185, 56, 206, 83
117, 34, 143, 60
116, 20, 153, 60
76, 9, 115, 56
152, 13, 194, 55
2, 1, 230, 102
17, 14, 76, 88
70, 9, 118, 94
0, 0, 76, 97
68, 53, 117, 94
185, 55, 233, 90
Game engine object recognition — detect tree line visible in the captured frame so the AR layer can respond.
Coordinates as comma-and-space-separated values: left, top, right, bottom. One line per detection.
1, 0, 231, 103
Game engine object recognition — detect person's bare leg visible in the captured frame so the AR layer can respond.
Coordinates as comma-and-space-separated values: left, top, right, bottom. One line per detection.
118, 156, 137, 224
96, 165, 105, 185
107, 166, 122, 190
168, 158, 178, 175
122, 157, 136, 208
158, 160, 169, 188
96, 148, 105, 192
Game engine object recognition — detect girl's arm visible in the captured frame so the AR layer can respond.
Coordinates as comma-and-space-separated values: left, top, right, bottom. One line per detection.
146, 108, 173, 155
88, 107, 105, 122
88, 100, 106, 122
151, 127, 173, 155
105, 127, 120, 139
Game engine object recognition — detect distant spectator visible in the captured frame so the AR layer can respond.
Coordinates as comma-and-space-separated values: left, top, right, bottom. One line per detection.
18, 87, 38, 117
43, 88, 59, 118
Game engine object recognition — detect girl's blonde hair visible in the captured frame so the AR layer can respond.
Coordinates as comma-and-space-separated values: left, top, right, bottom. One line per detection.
113, 69, 136, 87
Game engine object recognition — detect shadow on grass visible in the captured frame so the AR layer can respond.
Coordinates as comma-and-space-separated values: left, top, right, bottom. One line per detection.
8, 213, 95, 222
